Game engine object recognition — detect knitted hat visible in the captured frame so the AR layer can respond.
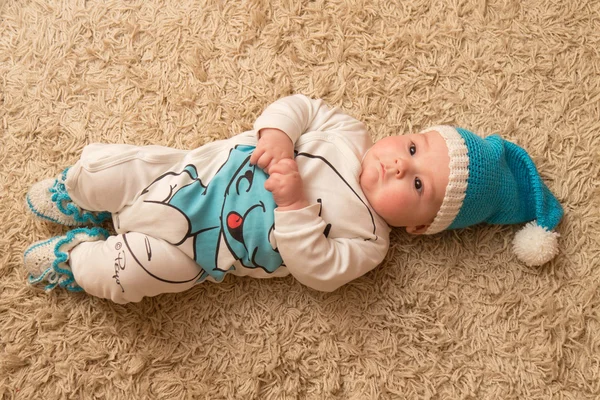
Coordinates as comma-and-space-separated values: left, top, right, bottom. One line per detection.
423, 125, 564, 266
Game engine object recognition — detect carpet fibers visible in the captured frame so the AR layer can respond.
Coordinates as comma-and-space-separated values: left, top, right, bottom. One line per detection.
1, 0, 600, 398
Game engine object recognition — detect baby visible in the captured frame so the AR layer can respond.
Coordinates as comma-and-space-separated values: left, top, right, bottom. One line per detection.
24, 95, 563, 303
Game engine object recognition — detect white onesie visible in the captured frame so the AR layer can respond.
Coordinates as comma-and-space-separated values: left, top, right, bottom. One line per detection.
66, 95, 390, 303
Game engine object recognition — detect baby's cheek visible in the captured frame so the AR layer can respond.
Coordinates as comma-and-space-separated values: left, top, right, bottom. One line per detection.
377, 199, 398, 219
367, 192, 390, 217
359, 168, 377, 191
375, 187, 414, 225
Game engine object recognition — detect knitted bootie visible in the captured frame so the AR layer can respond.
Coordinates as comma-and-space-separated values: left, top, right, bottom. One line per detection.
25, 227, 109, 292
26, 168, 111, 226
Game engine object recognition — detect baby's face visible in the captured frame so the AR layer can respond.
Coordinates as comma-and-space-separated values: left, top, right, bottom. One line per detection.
360, 130, 450, 233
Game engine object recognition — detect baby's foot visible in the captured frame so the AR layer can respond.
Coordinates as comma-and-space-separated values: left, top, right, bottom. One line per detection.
24, 227, 109, 292
26, 168, 111, 226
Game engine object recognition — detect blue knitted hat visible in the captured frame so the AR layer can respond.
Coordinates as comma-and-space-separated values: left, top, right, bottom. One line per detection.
423, 126, 564, 266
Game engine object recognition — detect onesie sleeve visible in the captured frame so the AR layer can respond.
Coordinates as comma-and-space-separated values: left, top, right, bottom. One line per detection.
273, 204, 389, 292
253, 94, 372, 158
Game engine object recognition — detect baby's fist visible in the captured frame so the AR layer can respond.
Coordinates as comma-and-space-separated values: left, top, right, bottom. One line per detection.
264, 159, 308, 211
250, 128, 294, 174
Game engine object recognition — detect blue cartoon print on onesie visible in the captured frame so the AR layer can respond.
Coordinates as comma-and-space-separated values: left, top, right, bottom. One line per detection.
141, 145, 282, 283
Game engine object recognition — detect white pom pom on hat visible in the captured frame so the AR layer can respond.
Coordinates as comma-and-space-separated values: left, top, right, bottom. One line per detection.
513, 221, 560, 266
421, 126, 564, 266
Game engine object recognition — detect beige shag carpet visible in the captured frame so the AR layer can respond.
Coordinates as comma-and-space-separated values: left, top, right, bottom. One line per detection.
1, 0, 599, 398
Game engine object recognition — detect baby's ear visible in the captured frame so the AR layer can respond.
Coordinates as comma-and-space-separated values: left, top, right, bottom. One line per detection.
405, 225, 429, 235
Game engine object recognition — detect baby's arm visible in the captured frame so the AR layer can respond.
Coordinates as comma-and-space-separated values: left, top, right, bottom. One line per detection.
252, 94, 373, 160
274, 205, 389, 292
264, 158, 388, 292
251, 95, 387, 290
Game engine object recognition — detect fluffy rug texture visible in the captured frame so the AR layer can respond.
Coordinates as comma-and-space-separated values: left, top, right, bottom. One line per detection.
1, 0, 599, 398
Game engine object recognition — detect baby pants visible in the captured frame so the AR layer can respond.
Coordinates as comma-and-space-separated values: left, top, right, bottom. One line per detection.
66, 144, 203, 304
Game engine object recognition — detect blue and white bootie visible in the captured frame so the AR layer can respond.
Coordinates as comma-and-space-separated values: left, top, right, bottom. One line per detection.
25, 227, 109, 292
26, 168, 111, 226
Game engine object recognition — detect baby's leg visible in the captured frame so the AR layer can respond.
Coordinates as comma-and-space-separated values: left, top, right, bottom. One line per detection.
64, 144, 189, 213
70, 232, 202, 304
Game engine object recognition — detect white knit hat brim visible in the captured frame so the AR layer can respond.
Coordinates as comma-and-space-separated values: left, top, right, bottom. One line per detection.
421, 126, 470, 234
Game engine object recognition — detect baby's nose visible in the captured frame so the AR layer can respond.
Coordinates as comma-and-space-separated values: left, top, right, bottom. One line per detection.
395, 158, 408, 178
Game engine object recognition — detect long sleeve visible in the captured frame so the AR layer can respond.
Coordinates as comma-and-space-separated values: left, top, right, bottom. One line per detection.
274, 204, 389, 292
254, 94, 390, 291
253, 94, 372, 159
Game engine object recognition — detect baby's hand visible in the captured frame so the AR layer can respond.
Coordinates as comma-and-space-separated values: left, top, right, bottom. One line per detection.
250, 128, 294, 174
264, 159, 309, 211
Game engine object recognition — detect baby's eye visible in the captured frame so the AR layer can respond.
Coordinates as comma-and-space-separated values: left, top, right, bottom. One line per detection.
409, 143, 416, 156
414, 177, 423, 193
